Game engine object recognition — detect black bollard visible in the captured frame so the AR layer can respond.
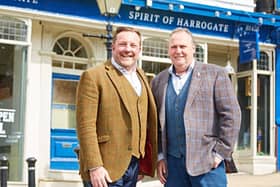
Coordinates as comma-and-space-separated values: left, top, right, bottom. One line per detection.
26, 157, 37, 187
0, 156, 8, 187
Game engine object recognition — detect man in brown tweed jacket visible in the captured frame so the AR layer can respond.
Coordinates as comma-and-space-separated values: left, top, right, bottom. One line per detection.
151, 28, 241, 187
76, 27, 157, 187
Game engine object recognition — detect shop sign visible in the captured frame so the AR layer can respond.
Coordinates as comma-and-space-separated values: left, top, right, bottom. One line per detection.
0, 108, 16, 138
0, 0, 273, 42
239, 31, 260, 64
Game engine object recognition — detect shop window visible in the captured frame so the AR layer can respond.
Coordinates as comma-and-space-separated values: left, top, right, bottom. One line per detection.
257, 51, 269, 70
237, 76, 251, 150
195, 44, 205, 63
238, 51, 270, 72
141, 38, 206, 79
0, 16, 28, 42
0, 44, 27, 181
51, 74, 79, 129
237, 74, 271, 155
257, 75, 270, 155
142, 61, 170, 76
142, 38, 168, 58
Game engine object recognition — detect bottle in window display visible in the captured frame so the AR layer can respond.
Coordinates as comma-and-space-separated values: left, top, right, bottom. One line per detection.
243, 130, 250, 148
257, 128, 262, 153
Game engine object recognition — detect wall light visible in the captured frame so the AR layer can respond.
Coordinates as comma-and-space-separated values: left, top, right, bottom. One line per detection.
214, 10, 232, 17
179, 4, 184, 10
226, 11, 232, 16
169, 4, 174, 11
135, 6, 141, 11
215, 11, 220, 17
258, 17, 263, 25
83, 0, 122, 59
146, 0, 152, 7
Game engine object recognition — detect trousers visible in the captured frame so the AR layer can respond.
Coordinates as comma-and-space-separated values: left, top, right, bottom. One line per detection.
83, 156, 139, 187
165, 154, 227, 187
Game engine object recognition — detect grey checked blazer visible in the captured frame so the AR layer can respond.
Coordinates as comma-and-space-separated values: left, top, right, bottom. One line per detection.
151, 62, 241, 176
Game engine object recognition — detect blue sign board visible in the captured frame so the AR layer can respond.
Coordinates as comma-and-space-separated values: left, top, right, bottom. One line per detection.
239, 31, 260, 64
0, 0, 274, 43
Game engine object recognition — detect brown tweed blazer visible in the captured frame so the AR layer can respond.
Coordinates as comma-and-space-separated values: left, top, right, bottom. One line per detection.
76, 61, 158, 181
151, 62, 241, 176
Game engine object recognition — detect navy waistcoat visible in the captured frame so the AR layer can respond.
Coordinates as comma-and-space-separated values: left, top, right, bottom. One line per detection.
165, 74, 192, 158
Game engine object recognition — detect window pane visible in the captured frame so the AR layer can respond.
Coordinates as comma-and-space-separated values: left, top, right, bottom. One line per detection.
51, 78, 78, 129
0, 16, 28, 42
64, 61, 73, 69
0, 44, 27, 181
238, 61, 252, 72
74, 63, 87, 70
257, 52, 269, 70
237, 76, 251, 150
142, 61, 170, 75
142, 38, 168, 58
52, 60, 62, 67
195, 45, 204, 63
257, 75, 270, 155
52, 37, 88, 70
57, 38, 69, 52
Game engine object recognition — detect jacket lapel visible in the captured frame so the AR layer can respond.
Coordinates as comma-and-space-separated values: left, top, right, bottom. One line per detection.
105, 61, 132, 115
157, 70, 169, 130
185, 63, 203, 109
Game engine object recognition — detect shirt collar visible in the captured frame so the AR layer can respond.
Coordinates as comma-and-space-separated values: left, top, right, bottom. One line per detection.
111, 58, 137, 74
168, 60, 195, 76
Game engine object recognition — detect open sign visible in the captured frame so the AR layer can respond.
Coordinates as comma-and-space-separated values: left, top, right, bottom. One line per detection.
0, 108, 15, 123
0, 108, 16, 135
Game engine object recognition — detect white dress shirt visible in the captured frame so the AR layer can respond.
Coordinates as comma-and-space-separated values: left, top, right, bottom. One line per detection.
112, 59, 142, 96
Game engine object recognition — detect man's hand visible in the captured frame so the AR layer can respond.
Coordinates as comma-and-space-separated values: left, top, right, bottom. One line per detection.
213, 156, 223, 169
89, 167, 112, 187
137, 174, 144, 181
157, 159, 167, 184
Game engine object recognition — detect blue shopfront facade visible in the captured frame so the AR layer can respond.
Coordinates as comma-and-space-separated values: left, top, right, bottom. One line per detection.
1, 0, 280, 179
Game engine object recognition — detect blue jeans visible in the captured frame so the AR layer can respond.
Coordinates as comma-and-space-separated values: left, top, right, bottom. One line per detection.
165, 154, 227, 187
83, 156, 139, 187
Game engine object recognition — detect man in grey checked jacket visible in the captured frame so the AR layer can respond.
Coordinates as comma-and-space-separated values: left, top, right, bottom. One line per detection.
151, 28, 241, 187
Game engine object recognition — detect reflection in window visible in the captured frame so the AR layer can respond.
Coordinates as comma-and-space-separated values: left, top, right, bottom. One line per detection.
238, 59, 252, 72
238, 51, 270, 72
51, 75, 79, 129
257, 75, 270, 155
0, 44, 27, 181
237, 76, 251, 150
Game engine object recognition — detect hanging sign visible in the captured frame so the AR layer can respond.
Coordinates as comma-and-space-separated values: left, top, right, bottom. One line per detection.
239, 31, 260, 64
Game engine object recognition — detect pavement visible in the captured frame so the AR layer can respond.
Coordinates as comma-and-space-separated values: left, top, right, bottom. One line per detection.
137, 172, 280, 187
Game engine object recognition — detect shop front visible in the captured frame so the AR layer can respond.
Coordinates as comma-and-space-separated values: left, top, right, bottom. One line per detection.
0, 0, 280, 186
